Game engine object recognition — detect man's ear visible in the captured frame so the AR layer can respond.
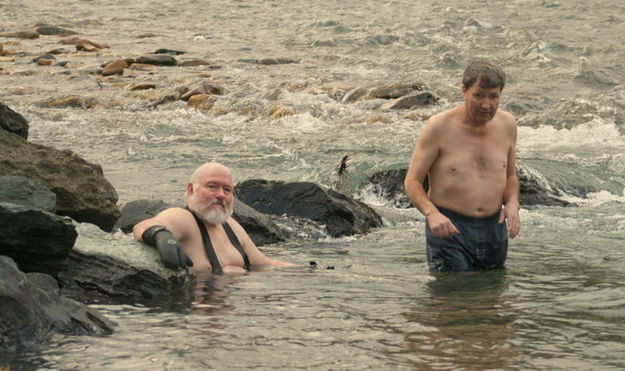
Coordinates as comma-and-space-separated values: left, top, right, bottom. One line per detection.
461, 84, 468, 93
186, 182, 194, 196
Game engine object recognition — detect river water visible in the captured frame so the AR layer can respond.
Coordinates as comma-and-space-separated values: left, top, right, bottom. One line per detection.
2, 0, 625, 369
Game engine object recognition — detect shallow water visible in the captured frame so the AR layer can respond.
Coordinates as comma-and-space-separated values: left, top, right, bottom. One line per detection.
2, 0, 625, 369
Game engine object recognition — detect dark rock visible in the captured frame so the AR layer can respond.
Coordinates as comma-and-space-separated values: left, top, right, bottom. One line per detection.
0, 202, 77, 276
57, 223, 194, 305
379, 92, 439, 110
0, 175, 56, 212
154, 48, 185, 55
0, 256, 115, 352
136, 54, 178, 66
112, 199, 171, 233
0, 101, 29, 139
0, 130, 120, 231
180, 82, 225, 100
35, 25, 77, 36
341, 82, 426, 103
232, 198, 290, 245
32, 54, 56, 63
235, 180, 383, 237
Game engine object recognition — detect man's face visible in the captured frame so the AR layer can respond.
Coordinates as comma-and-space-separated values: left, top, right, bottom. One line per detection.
462, 79, 502, 125
187, 168, 234, 225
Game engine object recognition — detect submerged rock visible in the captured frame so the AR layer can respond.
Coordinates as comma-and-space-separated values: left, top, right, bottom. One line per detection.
235, 179, 383, 237
0, 256, 115, 352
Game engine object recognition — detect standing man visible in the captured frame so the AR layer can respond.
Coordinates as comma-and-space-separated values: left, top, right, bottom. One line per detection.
133, 162, 295, 273
404, 59, 521, 272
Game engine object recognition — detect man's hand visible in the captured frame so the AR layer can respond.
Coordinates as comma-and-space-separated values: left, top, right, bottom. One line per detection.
142, 226, 193, 270
498, 204, 521, 239
427, 210, 460, 238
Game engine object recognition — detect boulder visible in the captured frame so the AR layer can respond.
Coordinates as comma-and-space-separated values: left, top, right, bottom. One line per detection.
0, 129, 120, 231
0, 101, 29, 139
0, 256, 115, 352
57, 223, 194, 305
379, 92, 439, 110
112, 198, 290, 246
0, 202, 77, 276
0, 175, 56, 212
135, 54, 178, 66
235, 180, 383, 237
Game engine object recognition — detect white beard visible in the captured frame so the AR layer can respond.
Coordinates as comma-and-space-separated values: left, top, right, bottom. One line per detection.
187, 194, 233, 225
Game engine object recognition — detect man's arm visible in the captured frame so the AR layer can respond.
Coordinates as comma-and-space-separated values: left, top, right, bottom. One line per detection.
226, 218, 296, 267
498, 118, 521, 238
404, 118, 459, 238
133, 208, 194, 270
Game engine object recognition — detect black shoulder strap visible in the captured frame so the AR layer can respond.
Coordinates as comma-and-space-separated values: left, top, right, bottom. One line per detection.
185, 207, 222, 274
223, 222, 251, 271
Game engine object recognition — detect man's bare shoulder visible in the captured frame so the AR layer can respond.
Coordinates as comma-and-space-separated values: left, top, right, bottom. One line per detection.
495, 109, 517, 125
422, 106, 461, 135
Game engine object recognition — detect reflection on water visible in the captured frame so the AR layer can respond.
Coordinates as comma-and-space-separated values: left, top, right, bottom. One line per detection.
402, 270, 519, 369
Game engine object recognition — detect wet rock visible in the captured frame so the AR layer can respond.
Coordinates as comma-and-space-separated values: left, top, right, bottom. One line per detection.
187, 94, 214, 109
75, 39, 109, 52
135, 54, 178, 66
128, 83, 157, 91
178, 59, 213, 67
58, 36, 83, 45
35, 24, 77, 36
0, 202, 77, 277
270, 104, 295, 119
112, 198, 290, 246
340, 82, 426, 103
0, 256, 115, 352
379, 91, 439, 110
0, 101, 29, 139
0, 129, 121, 231
0, 175, 56, 212
239, 57, 299, 65
112, 199, 171, 233
57, 223, 194, 305
39, 95, 97, 108
180, 82, 224, 100
101, 59, 128, 76
235, 180, 383, 237
0, 30, 39, 39
154, 48, 185, 55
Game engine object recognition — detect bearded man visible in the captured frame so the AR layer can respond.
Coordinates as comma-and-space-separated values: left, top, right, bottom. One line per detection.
133, 162, 294, 273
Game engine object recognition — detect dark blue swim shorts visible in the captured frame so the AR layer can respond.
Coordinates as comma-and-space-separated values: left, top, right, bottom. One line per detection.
425, 207, 508, 272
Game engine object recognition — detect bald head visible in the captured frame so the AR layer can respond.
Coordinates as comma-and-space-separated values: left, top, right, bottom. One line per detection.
189, 162, 232, 185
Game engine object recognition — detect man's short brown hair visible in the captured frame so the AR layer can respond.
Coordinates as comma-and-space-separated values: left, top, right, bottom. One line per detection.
462, 59, 506, 90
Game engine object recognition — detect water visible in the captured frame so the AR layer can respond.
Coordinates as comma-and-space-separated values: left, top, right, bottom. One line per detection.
2, 0, 625, 369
